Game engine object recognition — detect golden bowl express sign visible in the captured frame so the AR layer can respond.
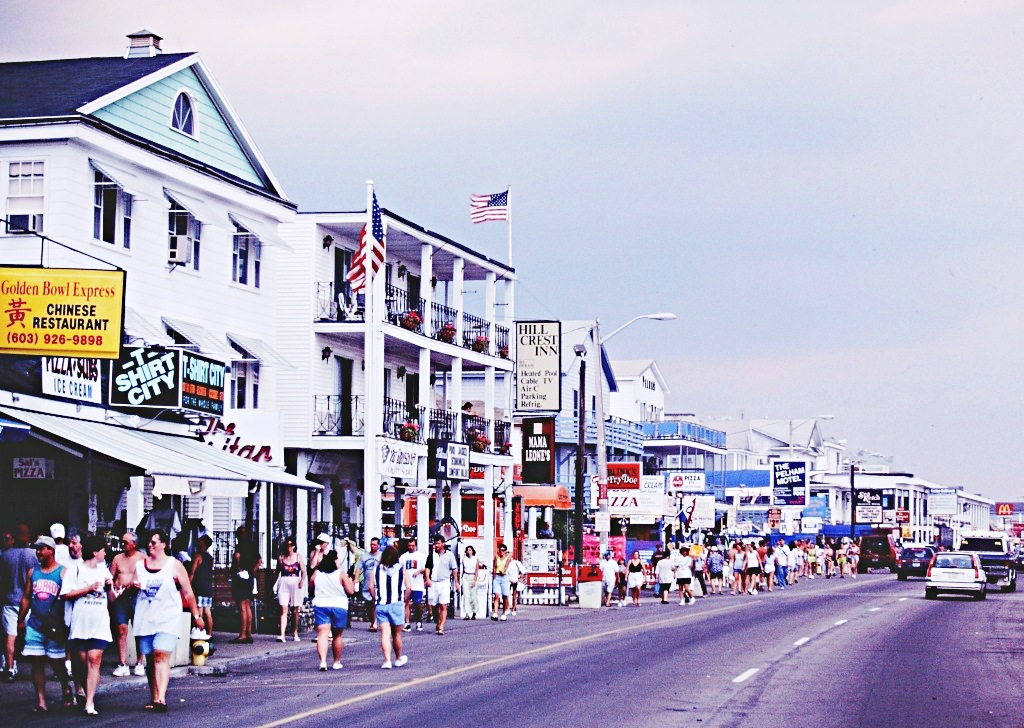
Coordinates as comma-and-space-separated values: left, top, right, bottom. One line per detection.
0, 267, 125, 359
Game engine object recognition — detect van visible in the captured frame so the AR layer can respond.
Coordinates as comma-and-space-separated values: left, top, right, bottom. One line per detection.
858, 534, 899, 573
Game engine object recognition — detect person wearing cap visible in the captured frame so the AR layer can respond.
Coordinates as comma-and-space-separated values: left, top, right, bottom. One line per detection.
599, 550, 618, 608
61, 535, 114, 716
50, 524, 70, 567
1, 523, 37, 682
400, 538, 427, 631
17, 535, 70, 712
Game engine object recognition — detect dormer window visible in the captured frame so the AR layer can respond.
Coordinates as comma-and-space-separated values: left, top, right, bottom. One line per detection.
171, 92, 195, 136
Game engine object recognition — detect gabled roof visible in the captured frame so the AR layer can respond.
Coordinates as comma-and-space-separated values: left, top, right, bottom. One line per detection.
610, 359, 669, 394
0, 55, 192, 119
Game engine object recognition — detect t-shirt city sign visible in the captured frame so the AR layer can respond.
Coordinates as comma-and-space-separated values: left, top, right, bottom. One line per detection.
109, 347, 225, 415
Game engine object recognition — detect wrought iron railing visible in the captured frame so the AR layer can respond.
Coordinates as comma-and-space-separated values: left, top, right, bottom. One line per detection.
431, 302, 459, 344
462, 313, 491, 353
494, 420, 512, 454
385, 283, 424, 330
315, 281, 363, 322
463, 414, 491, 452
312, 395, 364, 436
495, 324, 510, 358
385, 397, 422, 441
429, 408, 458, 441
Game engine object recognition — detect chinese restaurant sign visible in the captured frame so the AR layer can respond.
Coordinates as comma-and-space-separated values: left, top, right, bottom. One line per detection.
0, 268, 125, 359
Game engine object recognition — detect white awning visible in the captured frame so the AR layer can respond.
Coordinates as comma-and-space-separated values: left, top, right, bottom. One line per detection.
123, 307, 175, 347
228, 212, 293, 251
227, 332, 292, 367
160, 317, 234, 363
89, 158, 150, 199
164, 188, 223, 227
0, 407, 321, 492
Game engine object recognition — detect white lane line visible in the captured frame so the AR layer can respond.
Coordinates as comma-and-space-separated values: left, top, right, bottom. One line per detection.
899, 597, 908, 602
868, 607, 881, 612
834, 619, 848, 625
793, 637, 811, 646
733, 668, 759, 683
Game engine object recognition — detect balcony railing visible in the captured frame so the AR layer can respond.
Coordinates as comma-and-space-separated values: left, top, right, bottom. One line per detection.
431, 302, 459, 344
312, 395, 364, 436
494, 420, 512, 455
316, 282, 364, 322
386, 283, 424, 331
495, 324, 510, 359
463, 413, 491, 453
639, 421, 727, 449
554, 413, 644, 454
463, 313, 491, 353
429, 408, 458, 441
385, 397, 422, 442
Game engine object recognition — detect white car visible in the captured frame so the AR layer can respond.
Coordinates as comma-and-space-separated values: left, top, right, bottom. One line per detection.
925, 552, 987, 600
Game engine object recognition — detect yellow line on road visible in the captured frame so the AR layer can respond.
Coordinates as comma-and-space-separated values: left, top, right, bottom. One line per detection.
258, 601, 757, 727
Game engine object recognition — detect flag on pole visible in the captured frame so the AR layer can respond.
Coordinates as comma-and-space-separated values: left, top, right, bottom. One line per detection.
346, 192, 385, 292
470, 190, 509, 223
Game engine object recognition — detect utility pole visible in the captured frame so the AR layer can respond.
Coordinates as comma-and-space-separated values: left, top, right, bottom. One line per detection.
574, 355, 586, 566
849, 463, 857, 541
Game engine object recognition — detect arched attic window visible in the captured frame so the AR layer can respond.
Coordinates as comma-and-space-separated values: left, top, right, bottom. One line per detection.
171, 91, 196, 137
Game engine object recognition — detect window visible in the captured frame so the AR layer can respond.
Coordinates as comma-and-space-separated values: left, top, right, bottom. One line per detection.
171, 92, 195, 136
168, 201, 201, 270
6, 161, 44, 234
232, 225, 261, 288
93, 170, 132, 248
230, 360, 259, 409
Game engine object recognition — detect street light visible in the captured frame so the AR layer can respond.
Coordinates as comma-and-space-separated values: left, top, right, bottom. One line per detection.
593, 312, 676, 553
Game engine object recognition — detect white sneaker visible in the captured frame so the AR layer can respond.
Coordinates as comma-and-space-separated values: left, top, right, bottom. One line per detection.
332, 662, 343, 670
394, 655, 408, 667
134, 663, 146, 676
112, 664, 130, 677
618, 601, 624, 608
679, 599, 685, 606
381, 661, 393, 669
511, 610, 517, 616
319, 662, 327, 672
499, 612, 508, 621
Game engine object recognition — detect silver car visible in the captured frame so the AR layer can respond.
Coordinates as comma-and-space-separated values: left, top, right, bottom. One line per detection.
925, 552, 987, 600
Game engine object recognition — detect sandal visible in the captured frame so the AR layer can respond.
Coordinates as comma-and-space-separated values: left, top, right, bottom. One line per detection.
153, 703, 168, 713
30, 705, 48, 714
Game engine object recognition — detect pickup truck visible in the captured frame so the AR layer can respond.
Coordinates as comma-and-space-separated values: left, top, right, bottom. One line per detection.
956, 531, 1018, 592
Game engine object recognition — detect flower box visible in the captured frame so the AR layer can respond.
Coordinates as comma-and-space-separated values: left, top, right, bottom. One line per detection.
400, 311, 422, 331
438, 323, 456, 343
398, 421, 420, 442
472, 336, 489, 353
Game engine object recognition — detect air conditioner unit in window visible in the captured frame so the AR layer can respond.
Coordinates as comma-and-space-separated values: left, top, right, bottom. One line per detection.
168, 235, 193, 264
665, 454, 682, 469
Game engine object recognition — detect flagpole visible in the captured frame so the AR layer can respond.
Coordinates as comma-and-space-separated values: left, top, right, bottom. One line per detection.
362, 179, 379, 550
506, 185, 512, 266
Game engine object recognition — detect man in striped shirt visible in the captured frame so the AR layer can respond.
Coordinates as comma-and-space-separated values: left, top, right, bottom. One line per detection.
370, 546, 409, 669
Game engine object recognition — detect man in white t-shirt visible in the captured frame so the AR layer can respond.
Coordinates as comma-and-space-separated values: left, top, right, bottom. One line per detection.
506, 556, 526, 616
600, 552, 618, 607
425, 535, 458, 635
400, 539, 426, 632
674, 545, 695, 606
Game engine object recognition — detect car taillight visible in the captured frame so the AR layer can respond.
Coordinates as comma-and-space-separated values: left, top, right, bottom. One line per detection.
927, 556, 935, 577
974, 559, 980, 580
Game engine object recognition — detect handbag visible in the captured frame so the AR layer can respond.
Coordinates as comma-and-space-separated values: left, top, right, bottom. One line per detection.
40, 602, 68, 642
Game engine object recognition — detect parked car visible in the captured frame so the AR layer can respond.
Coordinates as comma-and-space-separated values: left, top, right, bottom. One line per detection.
925, 552, 987, 600
896, 546, 935, 580
858, 534, 899, 573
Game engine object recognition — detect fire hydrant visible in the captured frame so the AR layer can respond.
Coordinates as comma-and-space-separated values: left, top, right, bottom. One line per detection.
191, 628, 212, 667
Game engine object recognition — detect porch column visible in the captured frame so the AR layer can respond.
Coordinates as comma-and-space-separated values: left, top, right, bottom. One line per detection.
420, 241, 433, 332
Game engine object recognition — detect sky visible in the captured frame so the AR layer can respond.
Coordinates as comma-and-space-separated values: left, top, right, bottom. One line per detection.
3, 2, 1022, 500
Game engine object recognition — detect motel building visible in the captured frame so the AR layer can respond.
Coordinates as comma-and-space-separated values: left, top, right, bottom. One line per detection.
0, 32, 317, 573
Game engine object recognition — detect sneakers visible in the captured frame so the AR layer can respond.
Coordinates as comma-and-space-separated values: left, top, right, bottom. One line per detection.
134, 663, 146, 676
402, 624, 412, 632
499, 612, 508, 621
679, 599, 685, 606
112, 664, 130, 678
394, 655, 408, 667
491, 615, 498, 621
381, 661, 393, 669
332, 662, 343, 670
510, 610, 517, 616
319, 663, 327, 672
416, 622, 423, 632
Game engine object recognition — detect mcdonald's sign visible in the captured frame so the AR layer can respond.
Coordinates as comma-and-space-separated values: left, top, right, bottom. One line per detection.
995, 503, 1014, 517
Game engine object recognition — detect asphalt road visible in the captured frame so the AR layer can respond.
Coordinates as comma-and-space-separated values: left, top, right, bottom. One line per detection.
6, 574, 1024, 727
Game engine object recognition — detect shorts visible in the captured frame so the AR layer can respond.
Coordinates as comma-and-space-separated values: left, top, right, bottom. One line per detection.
709, 570, 724, 578
276, 576, 303, 608
427, 582, 451, 607
137, 632, 179, 655
2, 605, 18, 636
627, 573, 644, 590
747, 567, 761, 576
112, 592, 136, 626
491, 574, 510, 597
196, 596, 213, 609
231, 575, 256, 602
69, 637, 110, 653
406, 590, 424, 605
602, 579, 617, 593
676, 577, 692, 586
375, 602, 405, 627
313, 606, 348, 630
22, 624, 66, 659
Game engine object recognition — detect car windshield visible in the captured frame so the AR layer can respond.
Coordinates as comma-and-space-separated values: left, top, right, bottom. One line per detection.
959, 538, 1004, 552
861, 538, 889, 552
903, 548, 932, 559
935, 555, 973, 569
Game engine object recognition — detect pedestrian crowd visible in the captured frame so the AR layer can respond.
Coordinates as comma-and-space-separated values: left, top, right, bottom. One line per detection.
602, 536, 862, 606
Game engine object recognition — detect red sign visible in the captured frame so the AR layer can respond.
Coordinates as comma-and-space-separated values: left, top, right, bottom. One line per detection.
996, 503, 1014, 517
606, 462, 641, 489
896, 508, 911, 524
469, 466, 486, 480
1012, 523, 1024, 538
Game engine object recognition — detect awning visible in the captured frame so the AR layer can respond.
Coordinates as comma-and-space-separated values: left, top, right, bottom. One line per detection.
89, 158, 149, 198
228, 212, 293, 251
513, 485, 573, 510
123, 307, 175, 347
161, 317, 234, 363
227, 332, 292, 367
0, 407, 321, 493
164, 188, 223, 227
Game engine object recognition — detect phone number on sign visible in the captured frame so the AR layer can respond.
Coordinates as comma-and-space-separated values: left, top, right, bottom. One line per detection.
5, 332, 104, 347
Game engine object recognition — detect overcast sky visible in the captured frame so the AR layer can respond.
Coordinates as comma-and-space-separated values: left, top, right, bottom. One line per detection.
3, 2, 1022, 500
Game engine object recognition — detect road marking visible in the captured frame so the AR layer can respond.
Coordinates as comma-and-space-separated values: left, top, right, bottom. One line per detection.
793, 637, 810, 646
256, 600, 759, 727
834, 619, 848, 625
868, 607, 881, 612
899, 597, 908, 602
733, 668, 759, 683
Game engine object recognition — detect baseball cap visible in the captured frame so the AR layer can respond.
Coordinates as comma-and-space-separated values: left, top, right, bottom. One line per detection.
34, 536, 56, 550
50, 523, 65, 539
316, 533, 331, 543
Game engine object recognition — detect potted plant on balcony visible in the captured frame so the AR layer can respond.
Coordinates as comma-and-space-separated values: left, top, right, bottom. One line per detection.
498, 344, 509, 359
498, 441, 512, 455
472, 335, 489, 353
400, 310, 422, 331
471, 432, 491, 453
438, 322, 457, 343
398, 420, 420, 442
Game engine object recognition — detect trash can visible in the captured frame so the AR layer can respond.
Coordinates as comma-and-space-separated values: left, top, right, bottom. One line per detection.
577, 565, 602, 609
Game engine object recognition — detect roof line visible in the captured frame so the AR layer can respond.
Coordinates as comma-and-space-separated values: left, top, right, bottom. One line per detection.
77, 53, 199, 114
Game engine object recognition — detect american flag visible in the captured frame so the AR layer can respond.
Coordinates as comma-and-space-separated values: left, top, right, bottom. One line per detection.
470, 190, 509, 223
346, 192, 385, 293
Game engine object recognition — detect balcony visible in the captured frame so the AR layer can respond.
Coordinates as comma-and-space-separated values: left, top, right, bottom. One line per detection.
312, 395, 364, 436
639, 421, 726, 449
316, 282, 364, 322
554, 413, 644, 455
428, 408, 459, 441
384, 397, 422, 442
493, 419, 512, 455
463, 414, 492, 453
